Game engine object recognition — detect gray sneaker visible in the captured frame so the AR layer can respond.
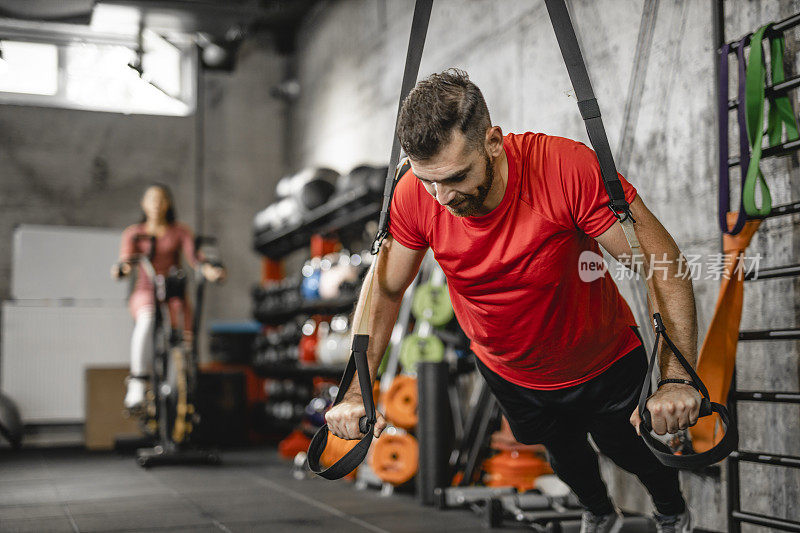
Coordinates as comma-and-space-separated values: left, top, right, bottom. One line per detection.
654, 509, 693, 533
580, 510, 623, 533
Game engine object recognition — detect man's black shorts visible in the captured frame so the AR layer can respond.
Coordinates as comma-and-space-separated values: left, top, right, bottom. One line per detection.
475, 329, 647, 445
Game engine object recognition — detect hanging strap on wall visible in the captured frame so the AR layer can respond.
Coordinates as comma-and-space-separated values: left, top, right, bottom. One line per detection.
718, 41, 750, 236
742, 23, 800, 217
308, 0, 433, 481
689, 213, 760, 454
543, 0, 737, 469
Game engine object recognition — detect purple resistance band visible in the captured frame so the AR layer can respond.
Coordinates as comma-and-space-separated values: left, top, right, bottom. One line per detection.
719, 38, 751, 235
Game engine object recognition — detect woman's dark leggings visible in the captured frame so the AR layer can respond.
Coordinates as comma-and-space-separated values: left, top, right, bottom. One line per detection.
475, 340, 686, 516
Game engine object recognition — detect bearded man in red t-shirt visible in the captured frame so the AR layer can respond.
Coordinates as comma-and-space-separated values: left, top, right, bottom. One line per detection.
326, 69, 699, 533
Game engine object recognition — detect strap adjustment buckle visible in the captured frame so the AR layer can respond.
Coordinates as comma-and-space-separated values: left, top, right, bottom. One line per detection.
577, 97, 601, 120
609, 204, 635, 224
652, 313, 667, 333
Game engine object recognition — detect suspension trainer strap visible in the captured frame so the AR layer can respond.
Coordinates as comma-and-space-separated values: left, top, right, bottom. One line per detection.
542, 1, 629, 220
543, 0, 736, 469
308, 0, 433, 480
372, 0, 434, 255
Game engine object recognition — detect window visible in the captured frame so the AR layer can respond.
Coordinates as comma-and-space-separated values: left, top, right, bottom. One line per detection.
0, 41, 58, 96
0, 30, 195, 116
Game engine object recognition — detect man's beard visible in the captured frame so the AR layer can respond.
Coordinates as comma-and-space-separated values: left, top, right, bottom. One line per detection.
447, 153, 494, 217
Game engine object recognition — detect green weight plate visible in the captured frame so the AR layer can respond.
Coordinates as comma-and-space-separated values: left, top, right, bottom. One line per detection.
399, 333, 445, 370
377, 345, 391, 377
411, 283, 454, 327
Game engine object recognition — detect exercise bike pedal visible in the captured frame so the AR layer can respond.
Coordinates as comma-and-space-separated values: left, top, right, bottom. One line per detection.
121, 404, 146, 419
135, 445, 222, 468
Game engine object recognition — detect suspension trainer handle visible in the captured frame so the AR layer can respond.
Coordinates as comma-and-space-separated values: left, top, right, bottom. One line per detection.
306, 334, 376, 480
637, 315, 738, 469
543, 0, 737, 469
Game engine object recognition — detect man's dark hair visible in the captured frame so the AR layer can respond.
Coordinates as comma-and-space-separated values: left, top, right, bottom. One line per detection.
397, 69, 491, 160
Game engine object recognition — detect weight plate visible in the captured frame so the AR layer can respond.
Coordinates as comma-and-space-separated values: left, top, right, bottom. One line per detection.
399, 334, 445, 370
384, 375, 418, 429
411, 283, 454, 326
369, 432, 419, 485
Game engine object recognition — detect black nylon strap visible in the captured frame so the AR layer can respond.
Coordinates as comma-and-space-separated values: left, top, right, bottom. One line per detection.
544, 0, 737, 469
307, 334, 376, 480
637, 316, 738, 469
372, 0, 434, 255
577, 98, 601, 120
308, 0, 433, 482
543, 0, 630, 219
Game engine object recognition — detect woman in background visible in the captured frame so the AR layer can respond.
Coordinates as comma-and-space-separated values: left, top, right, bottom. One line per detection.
112, 184, 224, 410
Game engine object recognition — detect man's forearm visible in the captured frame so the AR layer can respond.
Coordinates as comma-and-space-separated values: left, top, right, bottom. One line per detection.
343, 265, 404, 400
646, 257, 698, 380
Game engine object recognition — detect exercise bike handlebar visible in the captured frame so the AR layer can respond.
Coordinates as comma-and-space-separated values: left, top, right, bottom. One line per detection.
115, 233, 224, 284
119, 254, 158, 283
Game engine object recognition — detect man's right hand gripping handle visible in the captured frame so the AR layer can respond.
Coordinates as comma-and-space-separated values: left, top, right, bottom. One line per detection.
307, 334, 385, 480
325, 395, 387, 440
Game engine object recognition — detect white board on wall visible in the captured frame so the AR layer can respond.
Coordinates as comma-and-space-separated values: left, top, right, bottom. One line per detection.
1, 302, 133, 423
11, 224, 129, 301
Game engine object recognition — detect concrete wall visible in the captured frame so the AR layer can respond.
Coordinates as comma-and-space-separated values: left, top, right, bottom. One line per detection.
0, 36, 286, 325
290, 0, 800, 529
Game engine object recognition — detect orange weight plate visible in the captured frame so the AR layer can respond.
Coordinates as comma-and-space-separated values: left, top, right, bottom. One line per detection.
370, 433, 419, 485
482, 450, 552, 492
384, 375, 418, 429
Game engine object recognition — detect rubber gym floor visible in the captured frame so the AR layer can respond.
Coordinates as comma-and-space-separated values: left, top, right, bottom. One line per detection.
0, 446, 593, 533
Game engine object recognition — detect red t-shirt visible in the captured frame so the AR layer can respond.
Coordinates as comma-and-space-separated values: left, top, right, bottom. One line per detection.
388, 132, 641, 390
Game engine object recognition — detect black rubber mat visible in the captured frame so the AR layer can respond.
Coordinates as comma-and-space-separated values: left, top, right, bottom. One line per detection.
0, 515, 77, 532
0, 447, 511, 532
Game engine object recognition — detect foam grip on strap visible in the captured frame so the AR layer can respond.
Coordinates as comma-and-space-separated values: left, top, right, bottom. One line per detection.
359, 416, 370, 435
699, 398, 712, 417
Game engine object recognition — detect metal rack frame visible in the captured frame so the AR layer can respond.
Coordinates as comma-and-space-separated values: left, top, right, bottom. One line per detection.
713, 3, 800, 531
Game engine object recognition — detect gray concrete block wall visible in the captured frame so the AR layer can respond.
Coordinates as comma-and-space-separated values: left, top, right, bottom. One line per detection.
291, 0, 800, 529
201, 37, 288, 321
0, 36, 286, 327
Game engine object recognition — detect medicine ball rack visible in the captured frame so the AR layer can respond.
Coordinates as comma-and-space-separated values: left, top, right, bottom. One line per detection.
252, 363, 346, 381
253, 182, 382, 259
714, 5, 800, 533
249, 173, 389, 445
252, 290, 359, 325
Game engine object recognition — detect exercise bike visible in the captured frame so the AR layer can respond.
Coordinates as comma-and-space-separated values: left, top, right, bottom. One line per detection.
116, 234, 224, 467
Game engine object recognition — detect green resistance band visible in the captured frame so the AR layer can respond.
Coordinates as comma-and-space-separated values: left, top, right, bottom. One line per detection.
743, 24, 800, 217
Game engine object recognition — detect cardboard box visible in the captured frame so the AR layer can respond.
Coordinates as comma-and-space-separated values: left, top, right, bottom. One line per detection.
85, 367, 142, 450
